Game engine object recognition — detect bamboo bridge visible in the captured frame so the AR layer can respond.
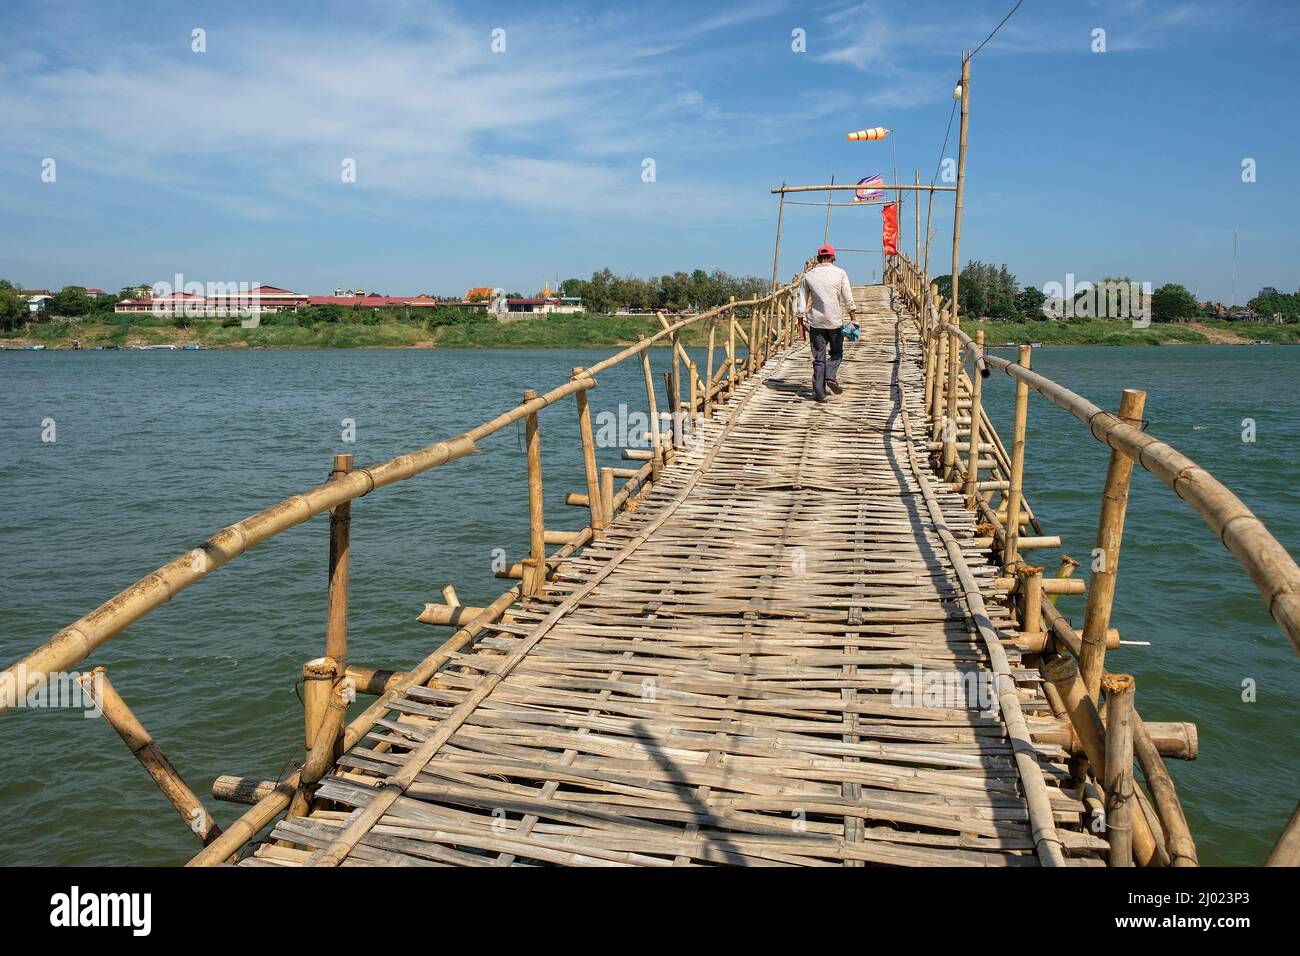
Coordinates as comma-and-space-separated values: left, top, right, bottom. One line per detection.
4, 249, 1300, 867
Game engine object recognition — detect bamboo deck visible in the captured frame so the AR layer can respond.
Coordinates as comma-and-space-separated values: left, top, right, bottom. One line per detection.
245, 286, 1106, 867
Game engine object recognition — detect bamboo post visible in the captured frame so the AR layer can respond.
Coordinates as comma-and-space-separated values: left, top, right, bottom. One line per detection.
522, 389, 546, 597
1102, 673, 1137, 866
288, 675, 349, 820
572, 369, 604, 536
77, 667, 221, 844
948, 52, 970, 358
669, 316, 682, 417
687, 363, 698, 433
1133, 714, 1199, 866
964, 328, 985, 507
930, 326, 947, 444
1018, 563, 1044, 639
1051, 555, 1080, 605
1003, 344, 1032, 571
942, 330, 960, 474
1042, 656, 1163, 866
771, 182, 786, 290
599, 467, 615, 527
301, 655, 341, 765
728, 297, 738, 388
325, 453, 352, 670
748, 306, 759, 373
705, 320, 716, 418
1080, 389, 1148, 701
639, 340, 663, 480
914, 169, 920, 266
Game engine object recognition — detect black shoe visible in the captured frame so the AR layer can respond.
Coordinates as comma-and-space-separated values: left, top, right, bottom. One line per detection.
826, 379, 843, 395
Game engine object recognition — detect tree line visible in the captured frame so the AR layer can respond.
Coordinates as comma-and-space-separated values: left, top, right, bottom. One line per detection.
560, 269, 769, 314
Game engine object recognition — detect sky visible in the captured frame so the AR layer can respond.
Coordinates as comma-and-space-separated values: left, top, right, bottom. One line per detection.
2, 0, 1298, 302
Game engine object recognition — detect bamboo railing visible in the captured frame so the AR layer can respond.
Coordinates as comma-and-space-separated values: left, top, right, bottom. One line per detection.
888, 249, 1300, 866
0, 281, 801, 865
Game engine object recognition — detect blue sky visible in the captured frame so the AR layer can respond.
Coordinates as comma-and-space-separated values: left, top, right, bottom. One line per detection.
2, 0, 1297, 301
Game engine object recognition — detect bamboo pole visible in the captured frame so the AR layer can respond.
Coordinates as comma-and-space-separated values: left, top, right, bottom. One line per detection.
572, 368, 604, 536
76, 667, 221, 845
1266, 801, 1300, 866
325, 453, 352, 670
771, 182, 786, 290
522, 389, 546, 597
638, 339, 663, 481
288, 671, 351, 820
1102, 673, 1137, 866
600, 467, 615, 527
943, 331, 960, 475
727, 298, 737, 392
1134, 714, 1199, 866
1003, 344, 1032, 571
913, 169, 920, 266
948, 52, 971, 377
705, 320, 716, 417
964, 329, 985, 507
1042, 655, 1163, 866
1080, 388, 1148, 700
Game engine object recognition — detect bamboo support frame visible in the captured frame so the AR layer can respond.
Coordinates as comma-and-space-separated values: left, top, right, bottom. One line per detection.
77, 667, 221, 845
572, 368, 605, 536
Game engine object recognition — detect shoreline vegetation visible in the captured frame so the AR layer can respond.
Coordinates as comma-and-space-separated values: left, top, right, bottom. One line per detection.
3, 313, 1300, 350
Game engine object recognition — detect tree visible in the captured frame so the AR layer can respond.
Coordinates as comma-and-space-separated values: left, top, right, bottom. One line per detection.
51, 285, 92, 317
0, 279, 26, 331
1150, 283, 1199, 322
1016, 285, 1047, 320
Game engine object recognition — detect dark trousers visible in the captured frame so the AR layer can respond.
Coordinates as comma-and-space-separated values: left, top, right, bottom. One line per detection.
809, 326, 844, 399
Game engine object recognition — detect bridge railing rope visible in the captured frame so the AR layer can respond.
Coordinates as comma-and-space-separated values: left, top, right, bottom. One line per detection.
1, 281, 802, 864
889, 249, 1300, 866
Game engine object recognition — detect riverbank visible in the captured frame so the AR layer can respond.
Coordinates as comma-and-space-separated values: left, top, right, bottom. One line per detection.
4, 314, 1299, 350
960, 317, 1300, 346
0, 313, 722, 350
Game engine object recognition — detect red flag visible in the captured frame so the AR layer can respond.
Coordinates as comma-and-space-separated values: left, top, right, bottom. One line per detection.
882, 202, 899, 256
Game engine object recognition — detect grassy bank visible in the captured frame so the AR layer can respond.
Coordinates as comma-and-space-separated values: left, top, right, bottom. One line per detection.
7, 313, 1300, 350
0, 312, 722, 350
960, 317, 1300, 346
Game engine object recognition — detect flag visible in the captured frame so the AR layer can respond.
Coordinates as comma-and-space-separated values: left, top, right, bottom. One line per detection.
882, 202, 899, 256
854, 174, 885, 203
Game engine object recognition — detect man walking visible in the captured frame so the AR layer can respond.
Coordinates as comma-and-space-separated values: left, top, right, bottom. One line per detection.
796, 244, 858, 402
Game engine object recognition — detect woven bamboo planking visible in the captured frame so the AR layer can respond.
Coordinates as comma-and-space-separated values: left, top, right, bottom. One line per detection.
245, 286, 1104, 867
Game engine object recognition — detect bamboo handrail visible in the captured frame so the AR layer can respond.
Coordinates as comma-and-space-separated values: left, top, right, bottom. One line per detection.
0, 282, 798, 716
933, 316, 1300, 655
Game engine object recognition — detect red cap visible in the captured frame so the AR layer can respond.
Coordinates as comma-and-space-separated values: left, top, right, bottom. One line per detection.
817, 244, 835, 258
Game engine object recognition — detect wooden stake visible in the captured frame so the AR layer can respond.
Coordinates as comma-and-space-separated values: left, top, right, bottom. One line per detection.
1080, 388, 1148, 700
948, 52, 971, 355
77, 667, 221, 845
599, 467, 615, 527
964, 329, 985, 507
705, 320, 716, 417
1003, 344, 1032, 571
572, 369, 604, 536
771, 182, 786, 290
1102, 673, 1137, 866
325, 453, 352, 670
522, 389, 546, 597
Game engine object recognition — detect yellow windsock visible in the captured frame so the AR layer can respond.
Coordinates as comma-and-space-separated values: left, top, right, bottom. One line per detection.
847, 127, 890, 141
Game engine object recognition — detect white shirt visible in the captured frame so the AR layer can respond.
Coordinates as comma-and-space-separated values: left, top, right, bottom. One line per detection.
797, 262, 856, 330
